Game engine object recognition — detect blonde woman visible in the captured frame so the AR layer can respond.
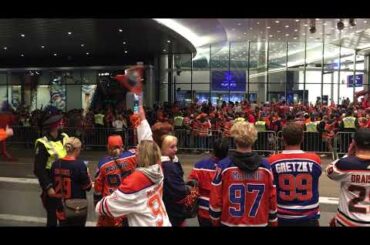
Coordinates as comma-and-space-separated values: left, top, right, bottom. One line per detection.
50, 137, 92, 226
209, 121, 278, 227
95, 140, 171, 226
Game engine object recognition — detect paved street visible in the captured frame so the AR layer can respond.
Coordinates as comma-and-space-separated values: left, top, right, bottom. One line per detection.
0, 146, 339, 226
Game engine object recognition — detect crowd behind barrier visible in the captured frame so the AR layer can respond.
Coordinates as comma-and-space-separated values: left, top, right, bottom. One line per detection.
6, 125, 354, 159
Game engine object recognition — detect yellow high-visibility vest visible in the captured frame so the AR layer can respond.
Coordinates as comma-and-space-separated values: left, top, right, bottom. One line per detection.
343, 116, 356, 129
174, 116, 184, 127
255, 121, 266, 132
234, 117, 245, 123
305, 122, 318, 132
35, 133, 69, 170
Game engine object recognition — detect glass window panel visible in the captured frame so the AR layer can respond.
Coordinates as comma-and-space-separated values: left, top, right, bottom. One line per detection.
193, 45, 210, 69
82, 70, 97, 84
0, 73, 7, 85
192, 70, 210, 84
287, 42, 305, 68
0, 85, 7, 108
230, 41, 249, 69
211, 42, 229, 69
64, 71, 81, 85
174, 54, 192, 69
269, 42, 287, 69
36, 85, 51, 109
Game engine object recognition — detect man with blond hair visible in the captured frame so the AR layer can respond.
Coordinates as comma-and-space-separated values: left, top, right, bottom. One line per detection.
209, 121, 277, 226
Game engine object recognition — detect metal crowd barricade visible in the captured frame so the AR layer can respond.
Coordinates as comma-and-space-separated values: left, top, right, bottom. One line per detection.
253, 131, 277, 156
302, 132, 332, 155
276, 131, 335, 158
6, 125, 39, 147
174, 128, 277, 155
333, 131, 355, 159
276, 131, 284, 152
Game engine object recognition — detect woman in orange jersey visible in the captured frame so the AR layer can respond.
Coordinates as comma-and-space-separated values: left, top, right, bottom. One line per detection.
94, 135, 137, 226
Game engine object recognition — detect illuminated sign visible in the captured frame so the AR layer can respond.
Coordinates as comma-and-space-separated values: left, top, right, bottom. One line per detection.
212, 71, 246, 91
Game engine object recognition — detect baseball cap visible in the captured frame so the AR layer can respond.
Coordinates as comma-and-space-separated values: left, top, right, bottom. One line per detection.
108, 135, 123, 148
354, 128, 370, 149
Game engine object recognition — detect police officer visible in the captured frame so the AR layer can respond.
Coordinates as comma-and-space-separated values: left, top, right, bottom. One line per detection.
305, 116, 319, 133
33, 111, 69, 227
340, 110, 359, 132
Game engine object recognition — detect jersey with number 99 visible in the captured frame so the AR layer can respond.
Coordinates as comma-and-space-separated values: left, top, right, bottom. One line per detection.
268, 150, 321, 222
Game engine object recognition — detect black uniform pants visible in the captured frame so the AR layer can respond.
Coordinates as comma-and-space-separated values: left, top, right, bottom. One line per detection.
42, 193, 58, 227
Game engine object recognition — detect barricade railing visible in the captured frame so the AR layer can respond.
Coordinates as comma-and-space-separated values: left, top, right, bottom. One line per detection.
5, 126, 354, 159
333, 131, 355, 159
174, 128, 277, 155
277, 131, 333, 153
6, 126, 40, 148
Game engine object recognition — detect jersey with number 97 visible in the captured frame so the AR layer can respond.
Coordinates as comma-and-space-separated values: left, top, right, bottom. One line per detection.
209, 157, 277, 227
326, 156, 370, 227
268, 150, 321, 222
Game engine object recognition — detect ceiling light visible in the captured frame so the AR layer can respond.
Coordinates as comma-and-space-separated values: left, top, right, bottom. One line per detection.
53, 53, 57, 56
285, 34, 290, 36
295, 19, 300, 22
123, 41, 126, 45
167, 40, 171, 43
163, 49, 166, 52
285, 25, 289, 28
304, 24, 308, 27
267, 26, 271, 29
275, 20, 280, 23
41, 45, 45, 49
293, 37, 297, 40
364, 20, 368, 24
21, 54, 24, 57
3, 47, 7, 50
323, 22, 327, 26
67, 32, 72, 35
118, 29, 123, 32
124, 50, 128, 53
257, 22, 260, 24
249, 27, 253, 30
20, 34, 25, 38
243, 32, 247, 35
269, 34, 273, 37
81, 44, 85, 47
86, 52, 90, 55
294, 29, 298, 32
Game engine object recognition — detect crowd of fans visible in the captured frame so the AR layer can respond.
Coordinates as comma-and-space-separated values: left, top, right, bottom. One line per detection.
3, 90, 370, 152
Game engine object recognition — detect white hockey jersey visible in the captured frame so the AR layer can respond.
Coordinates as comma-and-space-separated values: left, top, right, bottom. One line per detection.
326, 155, 370, 227
96, 164, 171, 227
